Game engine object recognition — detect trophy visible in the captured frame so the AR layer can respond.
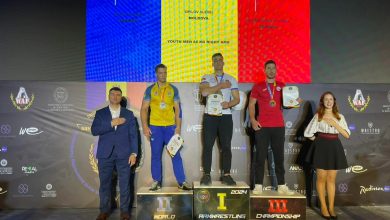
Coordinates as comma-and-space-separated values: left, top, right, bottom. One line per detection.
283, 86, 300, 108
166, 134, 184, 157
206, 93, 223, 116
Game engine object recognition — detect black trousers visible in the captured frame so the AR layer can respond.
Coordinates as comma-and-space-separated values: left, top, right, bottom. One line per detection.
254, 127, 285, 185
202, 114, 233, 174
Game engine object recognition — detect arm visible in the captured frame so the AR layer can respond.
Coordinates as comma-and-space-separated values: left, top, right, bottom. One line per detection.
140, 100, 151, 139
91, 111, 114, 136
174, 101, 182, 135
304, 114, 318, 141
248, 97, 261, 130
128, 112, 138, 166
323, 116, 350, 139
199, 81, 231, 97
222, 89, 240, 109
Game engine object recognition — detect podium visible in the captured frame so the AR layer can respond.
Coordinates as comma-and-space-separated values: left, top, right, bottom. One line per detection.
193, 181, 250, 220
250, 190, 306, 219
136, 187, 193, 220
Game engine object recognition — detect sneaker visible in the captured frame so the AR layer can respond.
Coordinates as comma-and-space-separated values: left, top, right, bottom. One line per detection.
149, 181, 161, 191
277, 184, 294, 195
252, 184, 263, 195
178, 181, 192, 191
221, 175, 236, 186
200, 174, 211, 185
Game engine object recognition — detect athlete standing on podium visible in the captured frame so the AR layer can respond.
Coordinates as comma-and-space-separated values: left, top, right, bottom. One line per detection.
141, 64, 191, 191
199, 53, 240, 186
248, 60, 296, 195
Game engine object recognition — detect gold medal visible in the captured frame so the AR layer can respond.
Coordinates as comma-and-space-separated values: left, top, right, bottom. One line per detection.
269, 99, 276, 107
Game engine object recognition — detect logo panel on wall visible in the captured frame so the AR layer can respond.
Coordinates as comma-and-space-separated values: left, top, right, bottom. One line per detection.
47, 87, 74, 112
10, 87, 35, 111
348, 89, 370, 112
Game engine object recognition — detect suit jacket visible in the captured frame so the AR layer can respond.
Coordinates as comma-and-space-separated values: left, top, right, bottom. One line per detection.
91, 106, 138, 159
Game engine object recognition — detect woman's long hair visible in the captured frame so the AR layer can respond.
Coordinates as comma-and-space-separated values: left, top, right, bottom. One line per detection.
316, 91, 341, 121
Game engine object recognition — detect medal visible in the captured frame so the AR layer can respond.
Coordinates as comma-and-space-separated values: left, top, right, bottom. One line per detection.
157, 83, 167, 109
160, 102, 166, 109
269, 99, 276, 107
266, 81, 277, 108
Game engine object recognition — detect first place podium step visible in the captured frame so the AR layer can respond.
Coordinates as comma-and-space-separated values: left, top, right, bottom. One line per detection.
193, 181, 250, 220
136, 186, 193, 220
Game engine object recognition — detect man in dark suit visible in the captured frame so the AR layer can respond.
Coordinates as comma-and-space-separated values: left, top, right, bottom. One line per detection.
92, 87, 138, 220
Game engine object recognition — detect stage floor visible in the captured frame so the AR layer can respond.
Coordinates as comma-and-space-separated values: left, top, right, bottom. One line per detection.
0, 206, 389, 220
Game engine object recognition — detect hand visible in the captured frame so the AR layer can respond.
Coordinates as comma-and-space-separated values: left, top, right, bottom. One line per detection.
143, 126, 152, 140
221, 101, 230, 109
219, 80, 231, 89
174, 127, 181, 135
322, 117, 337, 127
250, 119, 261, 131
128, 154, 137, 166
296, 98, 304, 104
111, 118, 126, 127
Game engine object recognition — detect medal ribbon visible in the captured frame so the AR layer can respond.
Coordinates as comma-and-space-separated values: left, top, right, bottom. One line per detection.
157, 83, 167, 102
266, 81, 276, 101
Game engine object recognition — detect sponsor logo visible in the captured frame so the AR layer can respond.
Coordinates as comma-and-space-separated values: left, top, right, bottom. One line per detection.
0, 124, 12, 135
22, 166, 38, 174
360, 122, 380, 135
41, 183, 57, 198
47, 87, 74, 112
10, 87, 35, 111
285, 121, 296, 136
0, 146, 7, 153
348, 89, 370, 112
19, 127, 43, 136
268, 199, 288, 213
345, 165, 367, 174
232, 144, 247, 152
338, 183, 348, 193
196, 189, 210, 203
0, 159, 12, 175
289, 165, 303, 173
0, 186, 7, 195
285, 142, 300, 155
0, 159, 7, 166
186, 124, 202, 133
382, 91, 390, 113
53, 87, 68, 103
18, 184, 29, 194
360, 185, 385, 194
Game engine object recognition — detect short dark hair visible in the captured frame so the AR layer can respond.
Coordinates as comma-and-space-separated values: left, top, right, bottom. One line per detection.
109, 87, 122, 94
120, 96, 127, 108
155, 63, 167, 73
212, 53, 223, 60
264, 60, 276, 68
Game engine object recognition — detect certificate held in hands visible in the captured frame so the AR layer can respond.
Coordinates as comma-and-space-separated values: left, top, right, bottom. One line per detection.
283, 86, 300, 108
206, 94, 223, 116
166, 134, 184, 157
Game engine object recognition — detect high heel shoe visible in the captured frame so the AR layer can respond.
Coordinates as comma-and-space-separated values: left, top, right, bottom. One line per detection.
320, 214, 331, 219
330, 215, 338, 219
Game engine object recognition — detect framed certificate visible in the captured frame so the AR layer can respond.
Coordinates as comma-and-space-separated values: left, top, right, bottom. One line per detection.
166, 134, 184, 157
206, 94, 223, 116
283, 86, 300, 108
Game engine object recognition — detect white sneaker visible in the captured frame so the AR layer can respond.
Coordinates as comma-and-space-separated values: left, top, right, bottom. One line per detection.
252, 184, 263, 195
277, 184, 294, 195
